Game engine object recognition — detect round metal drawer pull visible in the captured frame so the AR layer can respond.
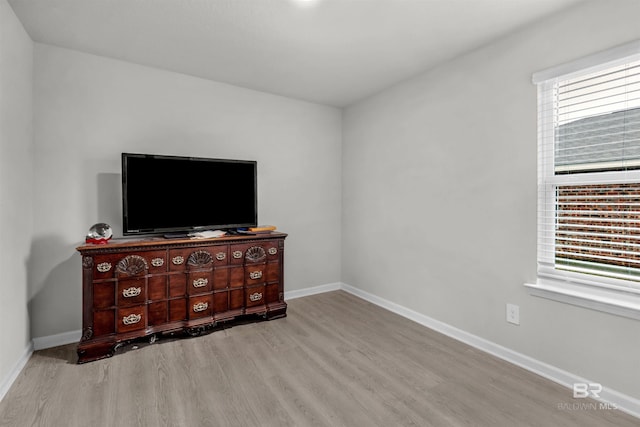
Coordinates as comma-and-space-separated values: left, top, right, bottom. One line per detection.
97, 262, 112, 273
193, 278, 208, 288
122, 314, 141, 325
268, 247, 277, 255
249, 271, 263, 280
232, 251, 243, 259
122, 287, 142, 298
193, 302, 209, 312
172, 256, 184, 265
216, 252, 226, 261
249, 292, 263, 302
151, 258, 164, 267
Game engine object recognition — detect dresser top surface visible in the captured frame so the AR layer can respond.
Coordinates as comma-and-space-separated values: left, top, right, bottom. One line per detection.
77, 232, 287, 253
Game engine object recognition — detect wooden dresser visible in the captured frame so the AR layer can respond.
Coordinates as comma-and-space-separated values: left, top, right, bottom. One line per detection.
76, 232, 287, 363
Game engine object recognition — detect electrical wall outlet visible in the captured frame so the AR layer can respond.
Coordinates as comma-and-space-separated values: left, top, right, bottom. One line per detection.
506, 303, 520, 325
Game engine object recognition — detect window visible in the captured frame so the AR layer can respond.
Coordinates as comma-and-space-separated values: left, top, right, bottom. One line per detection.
528, 41, 640, 319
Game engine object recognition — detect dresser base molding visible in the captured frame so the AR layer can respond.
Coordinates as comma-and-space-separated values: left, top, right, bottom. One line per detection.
76, 233, 287, 363
77, 311, 286, 363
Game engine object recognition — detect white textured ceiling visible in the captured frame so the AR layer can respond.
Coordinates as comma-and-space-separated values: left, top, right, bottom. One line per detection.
9, 0, 583, 107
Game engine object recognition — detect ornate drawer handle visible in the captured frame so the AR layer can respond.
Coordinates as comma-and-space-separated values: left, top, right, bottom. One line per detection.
97, 262, 112, 273
249, 271, 263, 280
268, 247, 277, 255
216, 252, 226, 261
122, 314, 142, 325
193, 302, 208, 312
193, 278, 208, 288
232, 251, 243, 259
249, 292, 263, 302
151, 257, 164, 267
172, 256, 184, 265
122, 287, 142, 298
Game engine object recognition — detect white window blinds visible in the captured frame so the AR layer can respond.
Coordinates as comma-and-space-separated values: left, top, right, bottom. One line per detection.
554, 61, 640, 173
537, 52, 640, 289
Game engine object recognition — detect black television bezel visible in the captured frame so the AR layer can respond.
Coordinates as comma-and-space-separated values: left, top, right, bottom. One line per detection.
121, 153, 257, 236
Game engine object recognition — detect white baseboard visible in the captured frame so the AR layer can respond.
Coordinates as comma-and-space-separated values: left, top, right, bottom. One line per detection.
340, 283, 640, 420
32, 330, 81, 351
26, 281, 640, 419
0, 342, 33, 402
285, 282, 342, 300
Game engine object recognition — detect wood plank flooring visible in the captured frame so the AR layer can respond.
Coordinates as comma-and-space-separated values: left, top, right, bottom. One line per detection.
0, 291, 637, 426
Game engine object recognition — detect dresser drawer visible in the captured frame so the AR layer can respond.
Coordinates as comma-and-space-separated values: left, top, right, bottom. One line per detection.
245, 264, 266, 285
230, 241, 281, 265
263, 241, 281, 261
189, 295, 213, 319
245, 284, 265, 308
169, 247, 229, 272
229, 245, 249, 265
116, 306, 146, 333
144, 251, 167, 274
184, 247, 231, 266
210, 246, 229, 266
92, 254, 120, 280
117, 278, 146, 306
168, 248, 190, 271
187, 271, 213, 294
115, 251, 166, 275
93, 251, 166, 279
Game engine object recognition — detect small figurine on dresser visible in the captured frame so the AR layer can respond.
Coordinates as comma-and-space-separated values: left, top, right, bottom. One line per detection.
85, 223, 113, 244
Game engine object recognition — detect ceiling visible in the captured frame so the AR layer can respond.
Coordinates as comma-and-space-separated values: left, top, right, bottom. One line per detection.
9, 0, 583, 107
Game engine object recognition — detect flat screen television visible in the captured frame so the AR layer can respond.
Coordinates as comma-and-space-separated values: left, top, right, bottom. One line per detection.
122, 153, 257, 235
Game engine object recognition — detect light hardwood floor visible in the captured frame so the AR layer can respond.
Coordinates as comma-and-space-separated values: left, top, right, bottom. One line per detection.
0, 291, 637, 426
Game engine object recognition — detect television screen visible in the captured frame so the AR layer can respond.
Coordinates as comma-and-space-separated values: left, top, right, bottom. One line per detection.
122, 153, 257, 235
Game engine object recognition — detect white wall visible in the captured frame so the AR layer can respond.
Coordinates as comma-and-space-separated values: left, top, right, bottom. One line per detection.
342, 0, 640, 400
31, 44, 342, 339
0, 0, 33, 391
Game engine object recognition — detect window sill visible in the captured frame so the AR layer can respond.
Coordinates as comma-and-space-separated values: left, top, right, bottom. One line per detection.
524, 280, 640, 321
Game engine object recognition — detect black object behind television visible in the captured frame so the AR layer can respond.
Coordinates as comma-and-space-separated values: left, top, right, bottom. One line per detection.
122, 153, 257, 235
